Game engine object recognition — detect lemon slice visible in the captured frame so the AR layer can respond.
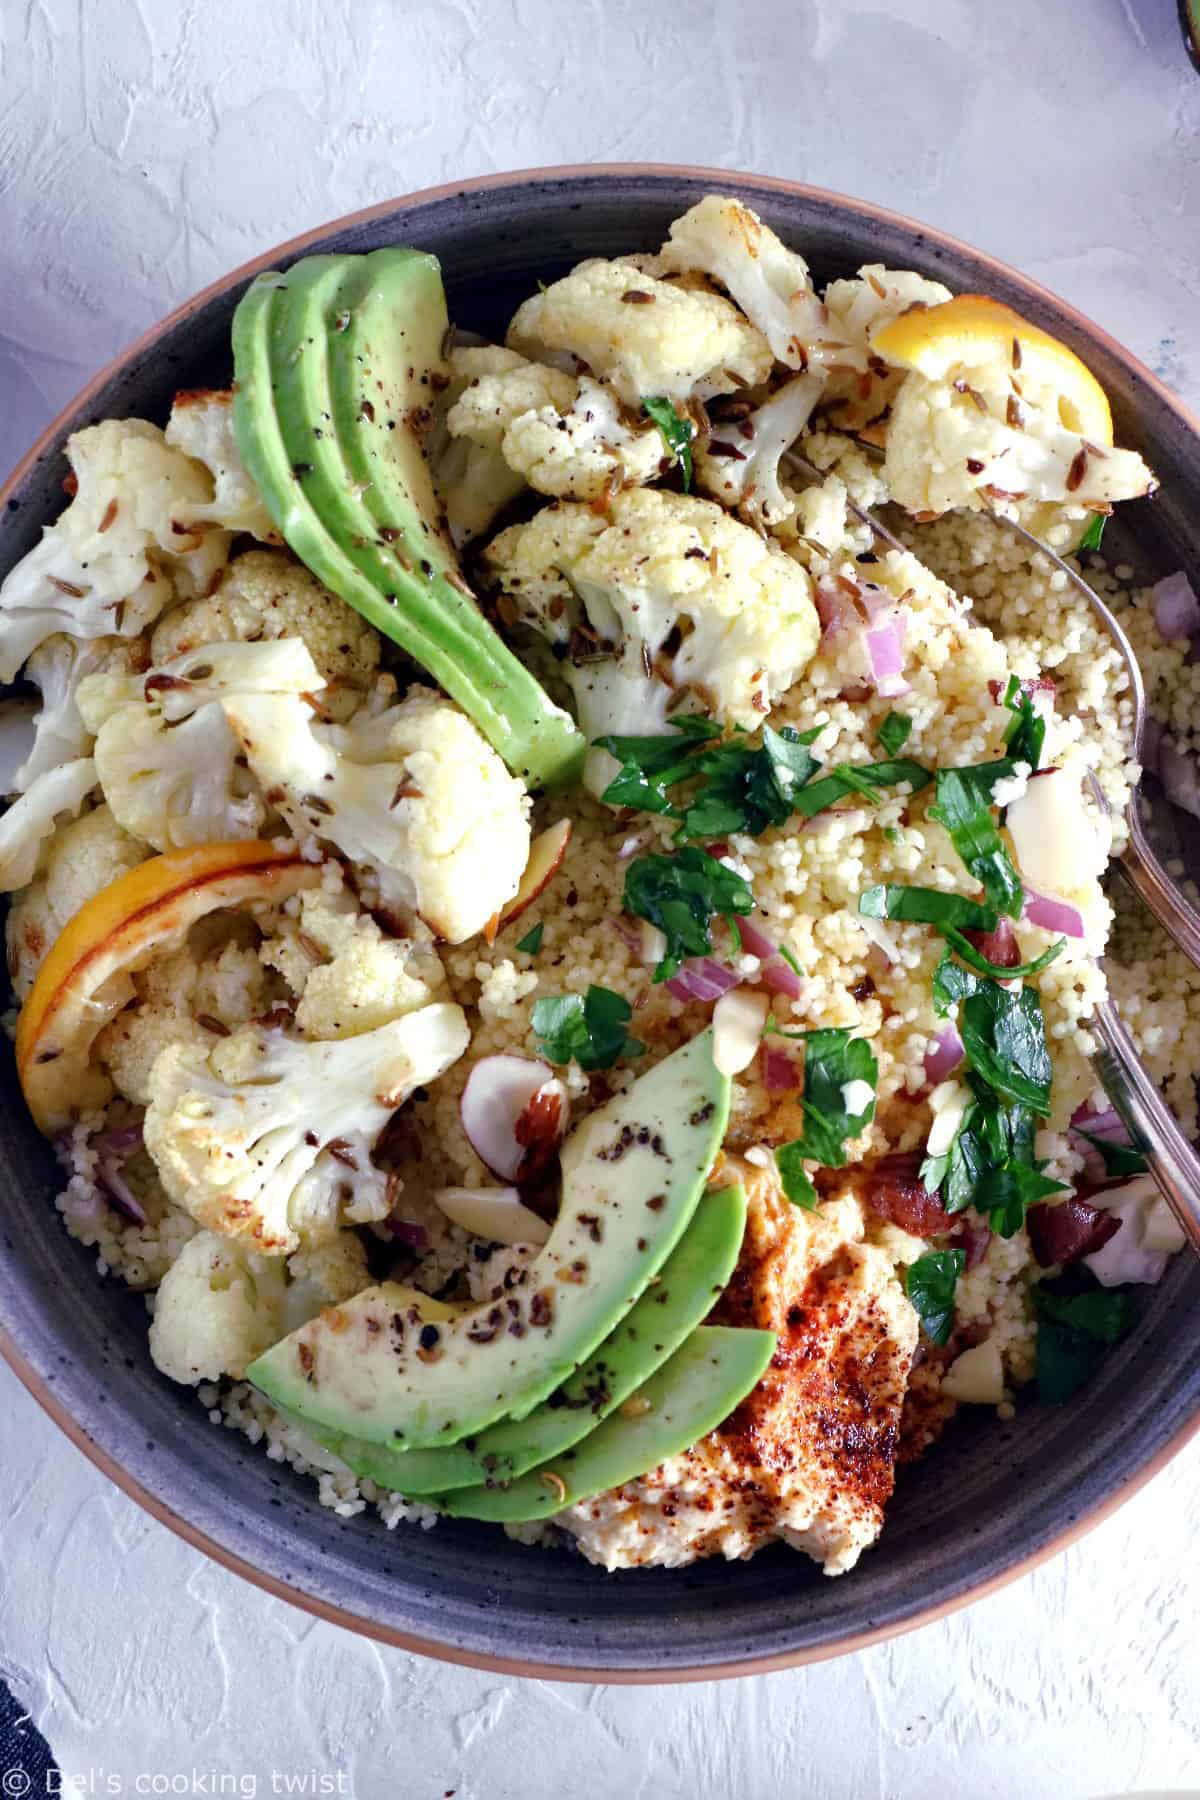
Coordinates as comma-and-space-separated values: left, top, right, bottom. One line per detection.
871, 294, 1114, 447
17, 840, 322, 1134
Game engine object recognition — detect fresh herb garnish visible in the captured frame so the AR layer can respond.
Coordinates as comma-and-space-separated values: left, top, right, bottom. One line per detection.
958, 979, 1054, 1114
905, 1249, 965, 1346
532, 986, 644, 1071
929, 768, 1024, 918
1033, 1273, 1133, 1403
860, 885, 999, 932
877, 711, 913, 756
1075, 1128, 1148, 1178
596, 714, 720, 816
774, 1028, 878, 1208
792, 759, 932, 819
998, 673, 1046, 772
940, 923, 1065, 980
623, 846, 754, 981
1078, 513, 1106, 553
642, 395, 694, 491
924, 1078, 1065, 1234
515, 922, 544, 954
676, 725, 824, 841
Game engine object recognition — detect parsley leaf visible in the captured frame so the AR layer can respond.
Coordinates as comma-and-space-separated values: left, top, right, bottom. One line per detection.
959, 981, 1054, 1113
1033, 1274, 1133, 1404
515, 922, 544, 954
929, 768, 1024, 918
675, 725, 823, 840
1078, 513, 1106, 552
642, 395, 694, 491
905, 1249, 965, 1346
860, 885, 998, 932
877, 711, 913, 756
932, 953, 980, 1016
623, 846, 754, 981
793, 758, 931, 820
775, 1028, 878, 1209
998, 673, 1046, 771
927, 1080, 1065, 1234
1075, 1127, 1148, 1178
532, 987, 644, 1071
596, 715, 720, 816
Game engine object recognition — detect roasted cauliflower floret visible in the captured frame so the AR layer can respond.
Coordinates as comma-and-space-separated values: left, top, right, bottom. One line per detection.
5, 802, 147, 1000
0, 759, 96, 892
77, 636, 323, 851
0, 419, 228, 682
260, 880, 447, 1041
501, 377, 667, 501
446, 352, 578, 449
696, 375, 823, 529
13, 634, 149, 793
506, 257, 772, 408
222, 687, 532, 943
97, 938, 273, 1106
484, 488, 820, 794
164, 389, 280, 541
819, 264, 953, 429
149, 1230, 286, 1384
144, 1006, 470, 1254
428, 346, 541, 547
281, 1232, 372, 1334
150, 549, 380, 698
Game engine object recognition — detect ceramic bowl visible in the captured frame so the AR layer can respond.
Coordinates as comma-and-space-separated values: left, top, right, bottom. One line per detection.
1, 166, 1198, 1681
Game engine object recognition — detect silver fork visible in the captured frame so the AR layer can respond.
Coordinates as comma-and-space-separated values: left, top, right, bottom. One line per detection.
784, 448, 1200, 1251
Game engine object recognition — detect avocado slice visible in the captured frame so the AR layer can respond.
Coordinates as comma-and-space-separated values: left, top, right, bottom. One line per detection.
247, 1031, 730, 1449
430, 1324, 776, 1524
301, 1181, 748, 1495
231, 253, 584, 789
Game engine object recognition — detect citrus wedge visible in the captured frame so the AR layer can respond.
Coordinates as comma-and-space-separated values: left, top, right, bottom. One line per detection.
871, 294, 1114, 446
16, 840, 322, 1134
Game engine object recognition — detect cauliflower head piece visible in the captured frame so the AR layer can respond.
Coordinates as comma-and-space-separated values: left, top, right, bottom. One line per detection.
260, 879, 447, 1041
820, 264, 953, 429
149, 1229, 286, 1384
696, 374, 824, 530
506, 256, 772, 408
429, 346, 544, 548
13, 633, 149, 794
222, 688, 532, 943
501, 376, 668, 502
0, 759, 96, 892
484, 488, 821, 795
144, 1006, 470, 1254
0, 419, 229, 683
6, 802, 147, 999
77, 636, 323, 851
150, 548, 380, 701
164, 389, 280, 541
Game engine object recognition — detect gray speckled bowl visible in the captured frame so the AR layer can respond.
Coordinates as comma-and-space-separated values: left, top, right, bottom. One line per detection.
2, 167, 1198, 1681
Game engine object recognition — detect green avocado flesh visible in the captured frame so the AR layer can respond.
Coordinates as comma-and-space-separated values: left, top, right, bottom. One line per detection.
297, 1181, 749, 1495
230, 249, 584, 788
430, 1324, 777, 1524
247, 1031, 731, 1449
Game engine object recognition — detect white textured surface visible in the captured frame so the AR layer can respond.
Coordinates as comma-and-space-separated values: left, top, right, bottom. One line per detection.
1, 1, 1200, 1793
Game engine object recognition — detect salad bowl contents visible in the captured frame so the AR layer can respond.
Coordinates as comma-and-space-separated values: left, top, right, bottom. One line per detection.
1, 175, 1198, 1669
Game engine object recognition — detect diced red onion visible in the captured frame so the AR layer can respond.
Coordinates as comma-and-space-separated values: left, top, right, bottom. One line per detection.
386, 1218, 429, 1248
1157, 738, 1200, 820
924, 1024, 964, 1084
1070, 1104, 1129, 1142
610, 916, 642, 954
1151, 571, 1200, 642
96, 1158, 148, 1227
1022, 888, 1085, 938
665, 956, 741, 1005
758, 957, 804, 1000
92, 1119, 146, 1156
738, 918, 778, 960
763, 1046, 800, 1091
949, 1215, 991, 1270
1026, 1197, 1122, 1268
867, 620, 908, 696
963, 917, 1020, 967
814, 577, 851, 637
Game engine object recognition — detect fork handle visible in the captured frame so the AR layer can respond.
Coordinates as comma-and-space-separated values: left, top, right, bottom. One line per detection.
1117, 801, 1200, 972
1091, 998, 1200, 1254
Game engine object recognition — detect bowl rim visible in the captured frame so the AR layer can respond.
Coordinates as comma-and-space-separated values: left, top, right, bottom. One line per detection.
2, 159, 1198, 1683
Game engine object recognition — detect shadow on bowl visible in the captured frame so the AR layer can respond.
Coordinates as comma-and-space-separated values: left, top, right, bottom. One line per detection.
1, 165, 1198, 1681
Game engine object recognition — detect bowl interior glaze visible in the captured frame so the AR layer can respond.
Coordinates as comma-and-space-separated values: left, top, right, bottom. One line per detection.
2, 168, 1198, 1680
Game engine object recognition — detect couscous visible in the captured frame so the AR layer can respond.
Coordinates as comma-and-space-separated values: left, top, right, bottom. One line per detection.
1, 194, 1193, 1577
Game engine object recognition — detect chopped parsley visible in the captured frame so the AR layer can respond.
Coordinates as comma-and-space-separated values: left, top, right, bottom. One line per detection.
792, 758, 931, 819
642, 395, 694, 491
532, 986, 644, 1072
998, 672, 1046, 771
929, 767, 1024, 918
1075, 1127, 1148, 1178
514, 922, 544, 955
675, 725, 823, 841
595, 714, 721, 816
877, 711, 913, 756
773, 1028, 878, 1209
1078, 513, 1107, 553
623, 846, 754, 981
1033, 1273, 1133, 1404
904, 1249, 965, 1346
860, 884, 999, 933
957, 976, 1054, 1114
